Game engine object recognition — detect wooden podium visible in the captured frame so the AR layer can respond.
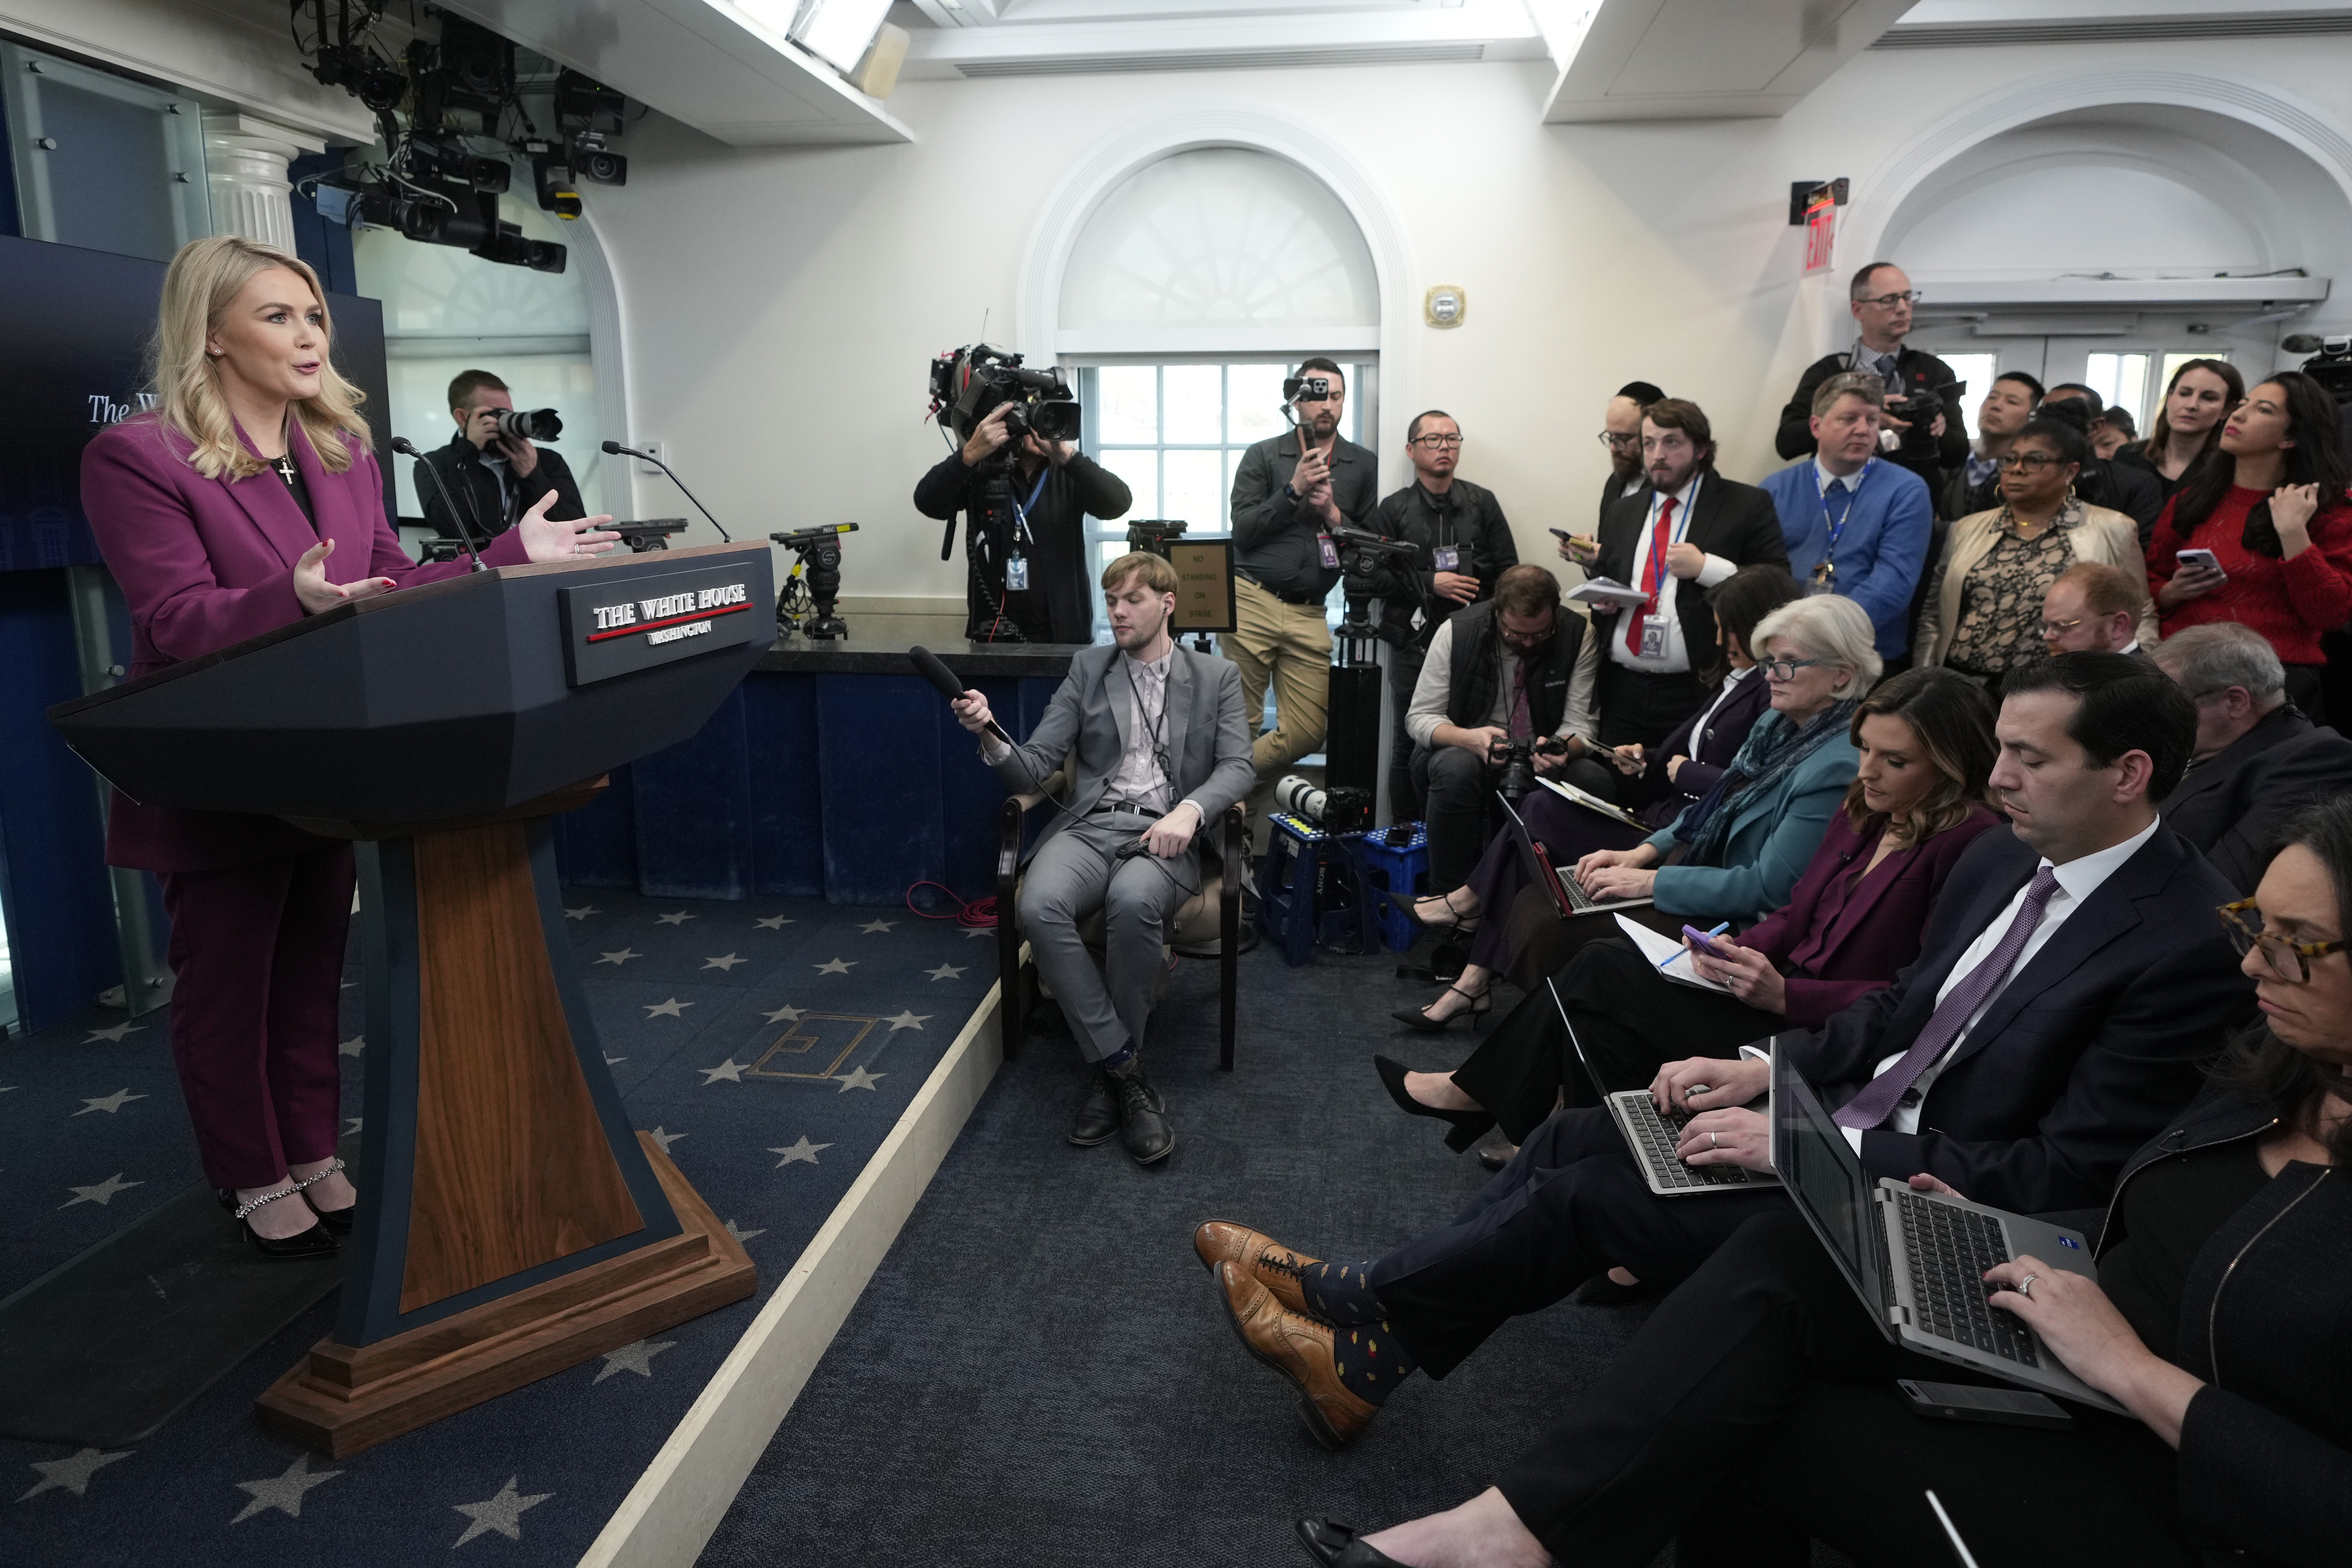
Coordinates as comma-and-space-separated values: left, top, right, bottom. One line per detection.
50, 544, 776, 1456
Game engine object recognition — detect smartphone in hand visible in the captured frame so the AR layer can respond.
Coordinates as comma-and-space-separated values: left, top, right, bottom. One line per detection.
2176, 548, 2225, 577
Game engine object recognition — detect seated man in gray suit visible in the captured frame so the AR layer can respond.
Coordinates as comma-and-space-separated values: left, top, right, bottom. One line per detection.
950, 551, 1256, 1164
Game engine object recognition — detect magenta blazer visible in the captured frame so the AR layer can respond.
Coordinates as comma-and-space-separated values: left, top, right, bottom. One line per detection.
80, 415, 533, 873
1735, 801, 2005, 1027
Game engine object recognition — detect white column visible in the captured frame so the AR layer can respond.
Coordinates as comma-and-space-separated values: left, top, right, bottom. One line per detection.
201, 112, 326, 248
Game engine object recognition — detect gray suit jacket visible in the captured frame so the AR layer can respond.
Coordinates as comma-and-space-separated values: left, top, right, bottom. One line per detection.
990, 643, 1257, 859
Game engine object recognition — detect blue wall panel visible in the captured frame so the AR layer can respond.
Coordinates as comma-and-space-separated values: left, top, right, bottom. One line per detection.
745, 673, 823, 898
818, 674, 943, 906
631, 686, 754, 899
552, 764, 638, 889
0, 570, 118, 1030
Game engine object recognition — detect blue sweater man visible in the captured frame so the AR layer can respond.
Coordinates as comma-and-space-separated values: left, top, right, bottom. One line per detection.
1760, 453, 1933, 658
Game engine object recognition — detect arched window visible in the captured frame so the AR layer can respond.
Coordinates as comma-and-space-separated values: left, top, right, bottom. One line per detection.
1057, 147, 1379, 596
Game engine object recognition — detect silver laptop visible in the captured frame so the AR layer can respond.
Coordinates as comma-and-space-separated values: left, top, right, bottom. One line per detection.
1550, 980, 1779, 1197
1769, 1049, 2126, 1414
1501, 796, 1650, 918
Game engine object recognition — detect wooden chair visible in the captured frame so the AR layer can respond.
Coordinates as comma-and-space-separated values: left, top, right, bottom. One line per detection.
994, 771, 1245, 1071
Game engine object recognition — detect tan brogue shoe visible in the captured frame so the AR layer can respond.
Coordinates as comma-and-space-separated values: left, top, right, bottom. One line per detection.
1215, 1261, 1377, 1449
1193, 1220, 1321, 1315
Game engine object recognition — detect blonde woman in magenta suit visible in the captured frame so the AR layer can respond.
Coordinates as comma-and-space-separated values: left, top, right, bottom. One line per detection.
80, 237, 618, 1255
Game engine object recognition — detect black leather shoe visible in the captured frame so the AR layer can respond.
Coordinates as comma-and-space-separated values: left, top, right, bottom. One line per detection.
1069, 1068, 1122, 1147
1109, 1059, 1174, 1165
1374, 1055, 1496, 1153
1296, 1518, 1407, 1567
304, 1196, 357, 1237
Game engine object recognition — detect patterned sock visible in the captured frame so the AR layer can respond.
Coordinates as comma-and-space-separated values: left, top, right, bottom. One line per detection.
1301, 1259, 1385, 1326
1331, 1319, 1418, 1407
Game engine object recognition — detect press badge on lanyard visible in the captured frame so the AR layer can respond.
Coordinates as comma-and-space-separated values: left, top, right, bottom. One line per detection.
1317, 533, 1341, 569
1638, 612, 1671, 660
1432, 544, 1460, 572
1811, 461, 1868, 596
1007, 467, 1047, 592
1636, 490, 1684, 660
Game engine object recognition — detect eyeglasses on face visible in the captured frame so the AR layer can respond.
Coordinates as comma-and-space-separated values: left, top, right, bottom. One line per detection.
1858, 290, 1921, 309
2039, 617, 2084, 637
1412, 433, 1464, 448
1759, 657, 1827, 680
2219, 899, 2350, 983
1597, 430, 1640, 449
1997, 450, 2066, 471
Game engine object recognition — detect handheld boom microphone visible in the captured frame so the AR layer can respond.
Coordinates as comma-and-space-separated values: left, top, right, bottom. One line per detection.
910, 645, 1011, 746
390, 436, 485, 572
602, 440, 732, 542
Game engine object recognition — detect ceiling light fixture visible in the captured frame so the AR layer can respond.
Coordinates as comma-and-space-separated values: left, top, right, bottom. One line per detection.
789, 0, 896, 73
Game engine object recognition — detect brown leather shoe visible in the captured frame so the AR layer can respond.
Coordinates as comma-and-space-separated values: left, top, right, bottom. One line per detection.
1216, 1261, 1378, 1449
1192, 1220, 1320, 1316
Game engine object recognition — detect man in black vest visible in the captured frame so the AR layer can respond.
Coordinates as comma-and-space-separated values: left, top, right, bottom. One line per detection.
1404, 565, 1604, 892
1371, 410, 1519, 820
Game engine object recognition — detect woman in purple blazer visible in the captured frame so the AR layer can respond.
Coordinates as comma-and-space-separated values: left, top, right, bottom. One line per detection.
82, 237, 616, 1256
1385, 667, 2002, 1151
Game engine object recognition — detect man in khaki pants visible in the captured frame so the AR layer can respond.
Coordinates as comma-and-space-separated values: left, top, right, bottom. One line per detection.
1224, 357, 1379, 780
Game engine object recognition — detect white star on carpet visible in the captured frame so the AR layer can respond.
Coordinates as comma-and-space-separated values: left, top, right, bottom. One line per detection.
858, 918, 897, 934
701, 953, 745, 971
17, 1446, 132, 1501
1, 1085, 17, 1094
654, 911, 696, 926
605, 1055, 625, 1065
643, 998, 692, 1018
450, 1474, 553, 1545
231, 1453, 341, 1523
813, 958, 854, 976
344, 1118, 363, 1136
762, 1004, 806, 1025
883, 1010, 931, 1032
591, 1338, 677, 1384
724, 1218, 765, 1243
73, 1089, 147, 1116
835, 1066, 884, 1093
338, 1036, 364, 1057
563, 905, 599, 921
769, 1136, 830, 1167
648, 1127, 686, 1152
596, 949, 642, 966
60, 1174, 142, 1209
964, 925, 995, 938
924, 963, 967, 982
699, 1059, 747, 1085
753, 915, 794, 930
82, 1022, 141, 1043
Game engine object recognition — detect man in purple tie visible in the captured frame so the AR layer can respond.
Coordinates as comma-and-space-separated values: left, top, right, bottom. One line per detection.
1192, 653, 2252, 1448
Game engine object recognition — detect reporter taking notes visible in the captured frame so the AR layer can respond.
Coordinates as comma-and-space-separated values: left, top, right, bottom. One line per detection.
77, 237, 617, 1258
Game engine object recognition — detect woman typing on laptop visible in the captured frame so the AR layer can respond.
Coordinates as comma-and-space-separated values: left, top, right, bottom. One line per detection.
1301, 797, 2352, 1568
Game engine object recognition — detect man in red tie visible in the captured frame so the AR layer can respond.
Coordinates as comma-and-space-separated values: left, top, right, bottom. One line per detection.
1570, 399, 1789, 751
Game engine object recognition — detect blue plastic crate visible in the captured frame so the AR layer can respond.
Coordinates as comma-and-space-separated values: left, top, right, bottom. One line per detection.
1257, 814, 1371, 966
1351, 823, 1430, 953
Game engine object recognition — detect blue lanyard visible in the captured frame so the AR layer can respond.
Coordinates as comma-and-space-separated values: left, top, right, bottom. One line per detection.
1818, 461, 1869, 557
1009, 467, 1048, 546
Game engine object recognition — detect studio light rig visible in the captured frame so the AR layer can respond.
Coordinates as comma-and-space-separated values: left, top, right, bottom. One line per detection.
295, 1, 632, 274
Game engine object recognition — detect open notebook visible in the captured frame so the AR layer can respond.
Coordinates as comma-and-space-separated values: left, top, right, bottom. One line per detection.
1612, 913, 1733, 995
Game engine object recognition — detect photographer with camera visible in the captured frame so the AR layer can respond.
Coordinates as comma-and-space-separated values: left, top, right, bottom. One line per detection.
1225, 358, 1378, 782
1775, 263, 1967, 490
1370, 410, 1520, 818
415, 370, 586, 545
1401, 564, 1602, 897
916, 359, 1130, 644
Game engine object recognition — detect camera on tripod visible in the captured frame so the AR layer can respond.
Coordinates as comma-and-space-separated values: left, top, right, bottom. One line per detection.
1492, 736, 1571, 805
490, 406, 562, 442
1127, 518, 1186, 558
2285, 333, 2352, 405
772, 523, 858, 641
930, 344, 1080, 448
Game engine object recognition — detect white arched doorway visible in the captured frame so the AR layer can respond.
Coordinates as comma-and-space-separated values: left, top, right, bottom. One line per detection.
1833, 72, 2352, 434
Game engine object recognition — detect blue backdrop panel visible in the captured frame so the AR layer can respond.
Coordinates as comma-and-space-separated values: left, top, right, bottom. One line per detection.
818, 674, 943, 905
551, 763, 638, 889
631, 685, 754, 900
745, 673, 822, 898
0, 570, 118, 1030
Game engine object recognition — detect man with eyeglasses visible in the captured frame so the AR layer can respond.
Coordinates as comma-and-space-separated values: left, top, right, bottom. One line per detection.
2153, 622, 2352, 894
1759, 371, 1933, 662
1776, 261, 1968, 489
1225, 357, 1379, 785
2040, 562, 2153, 660
1368, 410, 1520, 818
1593, 381, 1663, 528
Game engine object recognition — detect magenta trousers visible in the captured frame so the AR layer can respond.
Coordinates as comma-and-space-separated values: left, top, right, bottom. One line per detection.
156, 842, 354, 1189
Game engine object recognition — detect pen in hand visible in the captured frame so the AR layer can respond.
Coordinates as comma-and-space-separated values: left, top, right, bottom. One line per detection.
1665, 921, 1732, 970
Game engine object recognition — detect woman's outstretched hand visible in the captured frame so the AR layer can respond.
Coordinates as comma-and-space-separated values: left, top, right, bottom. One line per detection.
293, 538, 395, 615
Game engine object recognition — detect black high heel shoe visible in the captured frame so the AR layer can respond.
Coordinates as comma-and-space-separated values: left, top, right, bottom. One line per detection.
231, 1184, 339, 1260
1297, 1517, 1408, 1567
293, 1159, 355, 1237
1383, 888, 1479, 935
1372, 1055, 1497, 1153
1390, 982, 1490, 1034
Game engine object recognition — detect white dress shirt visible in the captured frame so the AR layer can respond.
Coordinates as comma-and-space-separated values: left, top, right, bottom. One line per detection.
1608, 473, 1737, 676
983, 645, 1204, 824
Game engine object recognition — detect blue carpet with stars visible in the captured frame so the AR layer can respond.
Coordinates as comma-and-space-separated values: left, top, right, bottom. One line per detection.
0, 886, 996, 1563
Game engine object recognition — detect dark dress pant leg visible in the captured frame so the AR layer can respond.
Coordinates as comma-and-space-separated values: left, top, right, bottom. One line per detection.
157, 841, 354, 1189
1421, 744, 1491, 892
1553, 937, 1782, 1084
1595, 662, 1703, 750
1388, 663, 1423, 823
1367, 1106, 1783, 1378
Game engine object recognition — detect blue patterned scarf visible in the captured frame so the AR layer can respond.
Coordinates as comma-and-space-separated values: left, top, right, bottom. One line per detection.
1675, 698, 1859, 866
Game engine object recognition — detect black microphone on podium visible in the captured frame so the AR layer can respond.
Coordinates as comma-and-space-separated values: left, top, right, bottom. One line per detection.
390, 436, 486, 572
911, 645, 1012, 746
602, 440, 732, 541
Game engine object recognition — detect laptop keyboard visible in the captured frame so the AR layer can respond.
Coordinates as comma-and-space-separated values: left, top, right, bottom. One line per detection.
1894, 1192, 2041, 1366
1611, 1093, 1760, 1187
